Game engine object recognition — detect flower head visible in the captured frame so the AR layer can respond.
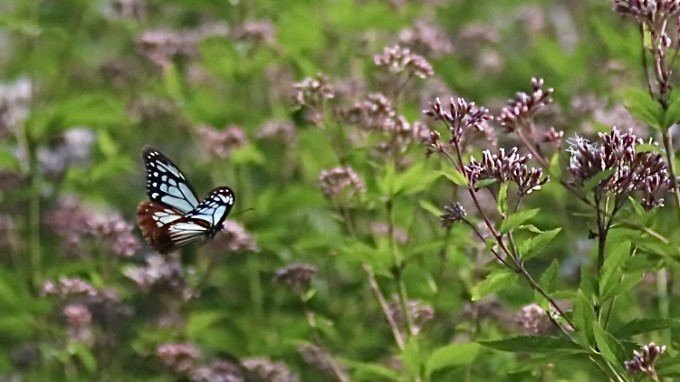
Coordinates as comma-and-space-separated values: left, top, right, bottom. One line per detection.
624, 342, 666, 380
567, 127, 672, 209
196, 125, 248, 159
292, 73, 335, 110
374, 45, 434, 79
424, 97, 492, 146
465, 147, 549, 196
157, 343, 201, 374
498, 77, 553, 132
318, 167, 365, 202
272, 264, 317, 295
440, 202, 467, 228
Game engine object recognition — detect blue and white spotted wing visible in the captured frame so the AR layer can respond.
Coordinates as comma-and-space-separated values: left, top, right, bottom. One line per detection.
141, 146, 200, 214
137, 146, 236, 254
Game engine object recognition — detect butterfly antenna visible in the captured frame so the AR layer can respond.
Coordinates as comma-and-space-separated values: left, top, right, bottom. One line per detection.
230, 207, 255, 218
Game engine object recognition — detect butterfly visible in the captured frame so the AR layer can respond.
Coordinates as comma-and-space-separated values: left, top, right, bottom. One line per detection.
136, 146, 235, 254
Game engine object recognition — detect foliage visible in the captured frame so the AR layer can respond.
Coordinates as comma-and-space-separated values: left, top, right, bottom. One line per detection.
0, 0, 679, 381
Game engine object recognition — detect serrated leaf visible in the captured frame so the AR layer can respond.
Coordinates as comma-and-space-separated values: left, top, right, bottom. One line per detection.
437, 168, 467, 186
519, 228, 562, 260
478, 336, 582, 353
499, 208, 539, 234
623, 88, 663, 130
425, 343, 480, 378
612, 318, 680, 337
471, 269, 518, 301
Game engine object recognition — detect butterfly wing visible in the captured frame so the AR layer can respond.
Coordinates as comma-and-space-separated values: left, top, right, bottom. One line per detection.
142, 146, 200, 214
137, 187, 236, 254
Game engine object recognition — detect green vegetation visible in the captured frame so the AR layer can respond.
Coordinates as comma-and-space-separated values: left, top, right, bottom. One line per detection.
1, 0, 680, 381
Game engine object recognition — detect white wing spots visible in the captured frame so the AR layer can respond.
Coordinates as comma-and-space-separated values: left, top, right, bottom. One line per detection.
169, 179, 177, 187
162, 175, 167, 181
169, 222, 207, 232
151, 192, 159, 198
154, 171, 159, 176
160, 184, 168, 192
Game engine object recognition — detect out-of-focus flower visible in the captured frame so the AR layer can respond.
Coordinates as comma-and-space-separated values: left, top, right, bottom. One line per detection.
124, 255, 195, 300
337, 93, 430, 153
515, 303, 553, 335
398, 20, 453, 58
614, 0, 680, 23
624, 342, 666, 380
196, 125, 248, 159
157, 343, 201, 374
36, 127, 96, 179
136, 24, 228, 70
45, 197, 140, 257
440, 202, 466, 228
209, 221, 260, 253
374, 45, 434, 79
242, 357, 299, 382
112, 0, 146, 20
136, 30, 196, 70
388, 296, 434, 336
542, 127, 564, 148
272, 264, 317, 295
318, 167, 365, 201
0, 78, 31, 137
292, 73, 335, 111
42, 277, 97, 298
370, 222, 408, 244
567, 127, 671, 209
257, 119, 296, 143
190, 360, 245, 382
63, 303, 92, 327
498, 78, 553, 133
298, 344, 349, 381
87, 212, 140, 257
233, 20, 276, 46
465, 147, 549, 196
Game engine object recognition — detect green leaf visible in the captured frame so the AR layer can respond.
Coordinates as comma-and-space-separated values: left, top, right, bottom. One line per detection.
479, 336, 582, 353
582, 168, 616, 192
401, 338, 422, 379
612, 318, 680, 338
663, 90, 680, 127
623, 88, 663, 130
539, 259, 560, 295
418, 199, 441, 217
497, 183, 508, 215
187, 311, 226, 339
593, 323, 625, 367
0, 149, 20, 171
163, 62, 184, 103
599, 240, 630, 301
572, 290, 596, 348
474, 178, 497, 189
471, 269, 518, 301
344, 360, 401, 381
437, 168, 467, 186
68, 341, 97, 373
499, 208, 539, 234
425, 343, 480, 378
518, 228, 562, 260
